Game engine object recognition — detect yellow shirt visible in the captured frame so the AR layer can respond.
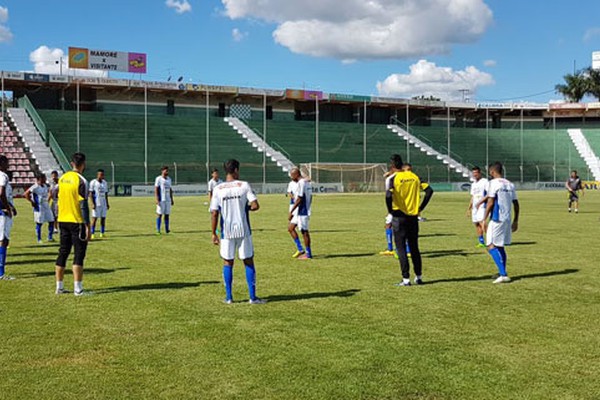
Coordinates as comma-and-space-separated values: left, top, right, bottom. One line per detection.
58, 171, 88, 223
389, 171, 427, 216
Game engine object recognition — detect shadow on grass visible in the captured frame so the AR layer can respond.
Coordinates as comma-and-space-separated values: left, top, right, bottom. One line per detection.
427, 268, 578, 285
21, 244, 60, 249
263, 289, 361, 303
316, 253, 376, 259
311, 230, 357, 233
9, 258, 58, 265
421, 249, 477, 258
17, 267, 132, 279
9, 252, 59, 257
420, 233, 457, 238
96, 281, 219, 294
510, 241, 537, 246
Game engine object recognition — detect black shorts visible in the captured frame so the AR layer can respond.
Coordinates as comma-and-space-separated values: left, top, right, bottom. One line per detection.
569, 191, 579, 202
56, 222, 88, 268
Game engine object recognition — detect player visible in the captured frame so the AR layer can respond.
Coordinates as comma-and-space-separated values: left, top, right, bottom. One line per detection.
566, 170, 584, 213
289, 171, 313, 260
49, 170, 60, 234
210, 159, 265, 304
380, 164, 401, 256
386, 154, 434, 286
155, 166, 174, 235
484, 162, 520, 284
89, 169, 110, 239
24, 173, 55, 243
287, 168, 305, 258
0, 155, 16, 281
467, 166, 489, 247
55, 152, 91, 295
207, 168, 223, 204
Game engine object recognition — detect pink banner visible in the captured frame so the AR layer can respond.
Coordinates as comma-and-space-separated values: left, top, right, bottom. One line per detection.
128, 53, 147, 74
304, 90, 323, 101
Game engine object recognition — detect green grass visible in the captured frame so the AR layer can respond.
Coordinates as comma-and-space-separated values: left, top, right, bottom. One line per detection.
1, 191, 599, 399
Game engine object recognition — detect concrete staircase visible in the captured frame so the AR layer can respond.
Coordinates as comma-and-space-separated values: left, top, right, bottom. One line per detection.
387, 123, 472, 179
7, 108, 63, 175
225, 117, 295, 173
568, 128, 600, 180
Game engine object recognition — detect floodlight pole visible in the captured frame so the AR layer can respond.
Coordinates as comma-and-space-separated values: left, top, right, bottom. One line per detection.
520, 108, 524, 183
552, 112, 557, 182
447, 106, 451, 183
485, 108, 489, 169
315, 96, 319, 183
76, 80, 80, 152
363, 100, 367, 183
206, 89, 210, 183
144, 83, 148, 184
1, 71, 4, 126
406, 103, 410, 163
263, 93, 267, 191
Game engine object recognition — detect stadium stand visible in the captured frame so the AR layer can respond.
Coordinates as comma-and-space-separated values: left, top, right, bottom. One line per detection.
37, 110, 288, 184
582, 129, 600, 154
1, 116, 39, 187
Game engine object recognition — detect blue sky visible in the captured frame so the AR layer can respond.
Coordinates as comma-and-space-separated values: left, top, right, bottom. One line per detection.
0, 0, 599, 102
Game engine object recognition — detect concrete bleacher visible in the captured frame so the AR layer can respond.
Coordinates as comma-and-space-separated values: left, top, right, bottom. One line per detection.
38, 110, 288, 184
1, 118, 38, 187
582, 129, 600, 155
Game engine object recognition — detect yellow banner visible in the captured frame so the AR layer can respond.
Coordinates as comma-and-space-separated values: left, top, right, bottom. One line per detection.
583, 181, 600, 190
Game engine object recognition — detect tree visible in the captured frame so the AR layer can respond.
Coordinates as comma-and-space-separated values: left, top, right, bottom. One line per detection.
585, 67, 600, 100
555, 71, 588, 103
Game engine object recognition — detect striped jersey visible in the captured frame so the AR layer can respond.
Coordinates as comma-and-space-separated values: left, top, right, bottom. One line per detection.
210, 180, 257, 239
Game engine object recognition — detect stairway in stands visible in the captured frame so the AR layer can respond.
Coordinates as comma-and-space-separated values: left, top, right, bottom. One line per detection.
8, 108, 63, 176
0, 114, 40, 188
225, 117, 296, 173
568, 128, 600, 180
387, 123, 472, 180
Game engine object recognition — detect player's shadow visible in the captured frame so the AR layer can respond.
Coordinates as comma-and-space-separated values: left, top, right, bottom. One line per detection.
8, 258, 58, 265
426, 268, 578, 285
16, 267, 131, 279
420, 233, 457, 238
9, 252, 58, 257
317, 253, 376, 259
263, 289, 361, 303
96, 281, 219, 294
22, 244, 60, 248
421, 249, 476, 258
510, 241, 537, 246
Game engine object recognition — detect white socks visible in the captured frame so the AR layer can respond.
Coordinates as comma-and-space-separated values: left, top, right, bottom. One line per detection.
74, 281, 83, 293
56, 281, 64, 291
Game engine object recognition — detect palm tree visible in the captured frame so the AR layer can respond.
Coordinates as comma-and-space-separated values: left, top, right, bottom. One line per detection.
555, 71, 588, 102
585, 67, 600, 100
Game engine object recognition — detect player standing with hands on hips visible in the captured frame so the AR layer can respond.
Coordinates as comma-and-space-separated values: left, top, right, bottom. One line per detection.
155, 166, 174, 235
54, 153, 91, 295
210, 159, 265, 305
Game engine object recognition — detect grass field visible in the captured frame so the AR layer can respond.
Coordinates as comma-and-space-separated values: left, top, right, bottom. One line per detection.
0, 191, 599, 399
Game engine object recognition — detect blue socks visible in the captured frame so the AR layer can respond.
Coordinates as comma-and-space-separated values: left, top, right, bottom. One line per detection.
478, 235, 485, 245
406, 242, 411, 254
36, 223, 42, 241
165, 216, 170, 233
223, 266, 233, 301
101, 224, 105, 234
156, 217, 161, 233
306, 247, 313, 258
0, 246, 6, 276
489, 247, 507, 276
48, 224, 54, 240
245, 265, 256, 301
294, 237, 303, 252
385, 228, 393, 251
91, 225, 95, 235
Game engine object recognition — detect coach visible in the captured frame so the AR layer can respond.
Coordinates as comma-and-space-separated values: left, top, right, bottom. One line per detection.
386, 154, 434, 286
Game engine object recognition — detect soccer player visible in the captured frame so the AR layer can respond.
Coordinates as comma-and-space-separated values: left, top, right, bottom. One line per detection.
55, 152, 91, 296
379, 165, 400, 256
24, 173, 55, 243
289, 171, 313, 260
0, 155, 16, 281
155, 166, 174, 235
287, 168, 305, 258
467, 166, 489, 247
210, 159, 265, 304
386, 154, 434, 286
49, 170, 60, 234
207, 168, 223, 204
484, 162, 520, 284
566, 170, 584, 213
89, 169, 110, 239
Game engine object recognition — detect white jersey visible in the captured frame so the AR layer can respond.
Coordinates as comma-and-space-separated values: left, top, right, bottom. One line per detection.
0, 171, 13, 217
89, 179, 109, 208
50, 182, 59, 203
287, 180, 299, 211
471, 178, 489, 204
155, 176, 172, 202
210, 180, 257, 239
208, 178, 223, 193
29, 183, 50, 211
488, 178, 517, 223
296, 179, 312, 217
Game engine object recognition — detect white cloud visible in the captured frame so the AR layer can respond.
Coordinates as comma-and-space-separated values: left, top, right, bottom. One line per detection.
232, 28, 247, 42
583, 27, 600, 42
0, 6, 13, 43
222, 0, 493, 60
166, 0, 192, 14
29, 46, 106, 77
483, 59, 497, 67
376, 59, 495, 101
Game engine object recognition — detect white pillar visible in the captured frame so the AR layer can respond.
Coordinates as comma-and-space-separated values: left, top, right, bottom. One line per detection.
520, 108, 524, 183
76, 80, 80, 152
315, 96, 319, 183
206, 90, 210, 183
263, 93, 267, 190
485, 108, 489, 169
406, 104, 410, 163
144, 83, 148, 184
553, 112, 556, 182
